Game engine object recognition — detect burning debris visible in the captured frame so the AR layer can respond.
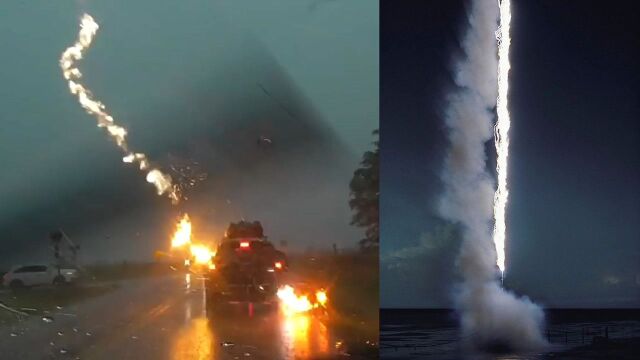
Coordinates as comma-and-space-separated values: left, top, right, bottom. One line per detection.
277, 285, 328, 315
168, 214, 215, 268
171, 214, 192, 248
189, 244, 214, 265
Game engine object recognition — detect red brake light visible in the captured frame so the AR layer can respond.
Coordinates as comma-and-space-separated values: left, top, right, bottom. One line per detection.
274, 261, 283, 270
240, 241, 250, 249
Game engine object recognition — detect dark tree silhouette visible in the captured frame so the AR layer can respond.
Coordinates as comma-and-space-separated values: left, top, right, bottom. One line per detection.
349, 130, 379, 250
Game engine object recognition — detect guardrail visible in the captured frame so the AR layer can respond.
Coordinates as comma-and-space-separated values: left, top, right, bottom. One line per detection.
545, 322, 640, 345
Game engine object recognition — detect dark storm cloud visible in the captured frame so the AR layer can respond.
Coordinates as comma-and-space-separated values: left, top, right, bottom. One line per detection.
381, 224, 461, 308
381, 0, 639, 308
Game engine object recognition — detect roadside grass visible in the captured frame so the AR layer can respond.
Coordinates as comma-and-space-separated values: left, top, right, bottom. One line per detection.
0, 284, 115, 324
288, 251, 379, 356
288, 251, 378, 320
83, 261, 175, 282
328, 252, 379, 356
0, 262, 173, 324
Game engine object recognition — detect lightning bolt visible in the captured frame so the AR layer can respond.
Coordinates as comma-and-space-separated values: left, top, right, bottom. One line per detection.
60, 14, 180, 204
494, 0, 512, 279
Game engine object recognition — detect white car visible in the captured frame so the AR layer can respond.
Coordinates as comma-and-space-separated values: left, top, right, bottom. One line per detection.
2, 264, 79, 288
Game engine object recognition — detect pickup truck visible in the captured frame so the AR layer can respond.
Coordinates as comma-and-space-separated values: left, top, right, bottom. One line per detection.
205, 221, 287, 307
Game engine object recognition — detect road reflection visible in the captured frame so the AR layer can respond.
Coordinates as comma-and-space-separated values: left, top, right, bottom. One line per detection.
207, 308, 331, 359
170, 276, 333, 359
282, 312, 330, 359
171, 317, 215, 360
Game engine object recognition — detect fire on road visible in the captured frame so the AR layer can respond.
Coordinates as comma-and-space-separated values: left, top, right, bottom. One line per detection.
0, 273, 355, 359
172, 274, 334, 359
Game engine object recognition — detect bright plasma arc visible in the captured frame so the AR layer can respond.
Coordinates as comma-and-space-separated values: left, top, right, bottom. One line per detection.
493, 0, 512, 280
60, 14, 180, 204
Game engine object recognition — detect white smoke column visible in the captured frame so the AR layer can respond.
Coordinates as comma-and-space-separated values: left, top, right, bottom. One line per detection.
438, 0, 545, 351
60, 14, 179, 204
494, 0, 512, 278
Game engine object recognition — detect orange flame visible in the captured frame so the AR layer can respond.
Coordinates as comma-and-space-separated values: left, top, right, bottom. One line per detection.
315, 290, 328, 307
171, 214, 192, 248
190, 243, 214, 265
277, 285, 328, 315
170, 214, 215, 267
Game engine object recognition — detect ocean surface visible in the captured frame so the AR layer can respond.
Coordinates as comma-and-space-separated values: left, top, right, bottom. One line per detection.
380, 308, 640, 360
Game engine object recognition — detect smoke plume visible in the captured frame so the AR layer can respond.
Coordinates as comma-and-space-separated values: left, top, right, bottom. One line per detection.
439, 0, 545, 351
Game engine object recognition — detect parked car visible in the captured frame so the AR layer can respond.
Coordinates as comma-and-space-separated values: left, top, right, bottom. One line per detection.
2, 264, 80, 288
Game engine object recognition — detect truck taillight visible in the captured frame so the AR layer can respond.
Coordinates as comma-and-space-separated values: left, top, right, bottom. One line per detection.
240, 241, 250, 249
274, 261, 283, 270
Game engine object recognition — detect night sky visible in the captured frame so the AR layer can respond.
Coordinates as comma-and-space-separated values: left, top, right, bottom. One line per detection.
381, 0, 639, 308
0, 0, 378, 266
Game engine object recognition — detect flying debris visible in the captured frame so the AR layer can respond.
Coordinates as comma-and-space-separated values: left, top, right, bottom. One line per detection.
59, 14, 180, 204
277, 285, 328, 315
0, 302, 30, 317
257, 82, 298, 121
168, 155, 208, 196
257, 135, 273, 146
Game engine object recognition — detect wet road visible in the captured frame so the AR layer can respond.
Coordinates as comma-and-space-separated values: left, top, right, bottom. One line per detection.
0, 274, 347, 359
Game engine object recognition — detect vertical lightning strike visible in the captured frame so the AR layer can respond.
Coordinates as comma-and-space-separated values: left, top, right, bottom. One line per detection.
60, 14, 180, 204
494, 0, 512, 278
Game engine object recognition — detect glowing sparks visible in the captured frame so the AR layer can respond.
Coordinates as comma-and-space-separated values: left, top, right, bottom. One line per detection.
277, 285, 328, 315
494, 0, 512, 276
60, 14, 179, 204
315, 290, 328, 307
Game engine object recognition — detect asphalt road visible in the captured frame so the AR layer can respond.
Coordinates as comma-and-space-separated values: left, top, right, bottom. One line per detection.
0, 274, 352, 359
